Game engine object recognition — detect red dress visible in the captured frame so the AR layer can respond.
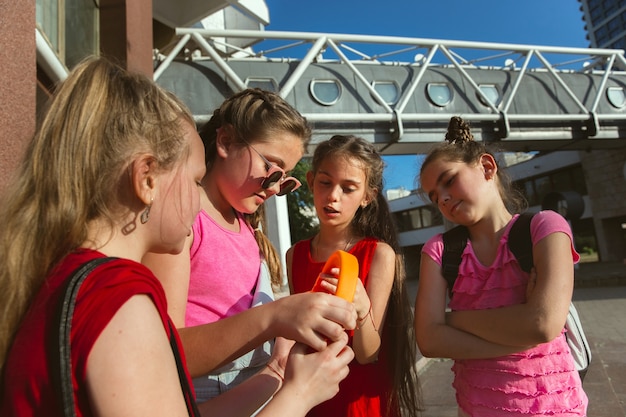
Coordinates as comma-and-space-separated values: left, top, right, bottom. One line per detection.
291, 237, 399, 417
1, 249, 196, 417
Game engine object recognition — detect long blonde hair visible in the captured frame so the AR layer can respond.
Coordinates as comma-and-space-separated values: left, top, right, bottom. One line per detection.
0, 56, 194, 377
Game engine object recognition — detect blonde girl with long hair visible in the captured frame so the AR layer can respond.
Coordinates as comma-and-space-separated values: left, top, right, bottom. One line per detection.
0, 58, 353, 417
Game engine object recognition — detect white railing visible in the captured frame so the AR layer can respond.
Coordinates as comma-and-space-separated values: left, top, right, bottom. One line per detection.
153, 29, 626, 147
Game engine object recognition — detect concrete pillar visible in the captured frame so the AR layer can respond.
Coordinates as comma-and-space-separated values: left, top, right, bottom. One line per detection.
0, 0, 36, 192
100, 0, 153, 76
263, 196, 293, 285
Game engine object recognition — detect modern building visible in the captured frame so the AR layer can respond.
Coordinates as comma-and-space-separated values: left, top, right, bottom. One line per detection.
0, 0, 269, 192
578, 0, 626, 50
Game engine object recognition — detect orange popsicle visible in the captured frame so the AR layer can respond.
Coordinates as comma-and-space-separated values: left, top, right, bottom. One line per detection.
311, 250, 359, 302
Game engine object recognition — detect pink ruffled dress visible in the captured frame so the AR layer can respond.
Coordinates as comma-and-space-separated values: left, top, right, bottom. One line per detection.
422, 211, 588, 416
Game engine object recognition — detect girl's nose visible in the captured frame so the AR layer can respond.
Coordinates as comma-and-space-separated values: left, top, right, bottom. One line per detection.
439, 191, 451, 206
266, 180, 281, 196
328, 185, 341, 201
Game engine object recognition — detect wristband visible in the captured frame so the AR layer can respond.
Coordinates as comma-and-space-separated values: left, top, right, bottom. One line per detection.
356, 303, 374, 330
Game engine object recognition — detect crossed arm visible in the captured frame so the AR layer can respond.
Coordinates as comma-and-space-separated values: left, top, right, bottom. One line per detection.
415, 232, 574, 360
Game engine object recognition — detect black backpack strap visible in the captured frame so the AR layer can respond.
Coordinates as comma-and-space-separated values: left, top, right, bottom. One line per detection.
441, 225, 469, 297
54, 257, 116, 416
168, 321, 201, 417
508, 212, 535, 273
53, 257, 200, 417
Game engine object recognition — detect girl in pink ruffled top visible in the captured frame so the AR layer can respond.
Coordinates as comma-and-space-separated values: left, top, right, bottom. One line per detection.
414, 116, 588, 417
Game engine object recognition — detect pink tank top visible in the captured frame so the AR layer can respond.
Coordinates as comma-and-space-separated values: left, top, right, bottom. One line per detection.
422, 210, 588, 416
185, 210, 261, 326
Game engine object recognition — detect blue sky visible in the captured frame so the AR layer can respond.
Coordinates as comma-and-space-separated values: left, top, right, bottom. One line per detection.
263, 0, 589, 192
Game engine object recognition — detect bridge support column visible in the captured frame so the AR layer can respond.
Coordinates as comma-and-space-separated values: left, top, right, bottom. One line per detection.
263, 196, 292, 287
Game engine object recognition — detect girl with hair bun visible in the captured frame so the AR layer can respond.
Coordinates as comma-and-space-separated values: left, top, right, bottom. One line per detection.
414, 116, 588, 416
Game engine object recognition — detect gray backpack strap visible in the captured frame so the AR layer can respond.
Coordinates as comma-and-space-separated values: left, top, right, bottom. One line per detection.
564, 302, 592, 381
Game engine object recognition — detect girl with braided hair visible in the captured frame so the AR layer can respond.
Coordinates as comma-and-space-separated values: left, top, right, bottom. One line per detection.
143, 89, 356, 412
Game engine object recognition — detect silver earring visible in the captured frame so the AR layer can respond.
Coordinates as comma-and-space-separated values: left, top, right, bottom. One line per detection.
140, 198, 153, 224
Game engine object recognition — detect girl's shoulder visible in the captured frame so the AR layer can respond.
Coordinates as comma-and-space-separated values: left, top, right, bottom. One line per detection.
529, 210, 574, 244
421, 233, 445, 265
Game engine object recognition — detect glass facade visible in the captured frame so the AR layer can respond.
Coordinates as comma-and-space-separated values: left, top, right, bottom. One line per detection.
36, 0, 99, 68
513, 164, 588, 207
579, 0, 626, 50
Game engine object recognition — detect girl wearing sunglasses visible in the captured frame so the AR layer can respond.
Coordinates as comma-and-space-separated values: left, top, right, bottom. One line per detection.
143, 88, 357, 414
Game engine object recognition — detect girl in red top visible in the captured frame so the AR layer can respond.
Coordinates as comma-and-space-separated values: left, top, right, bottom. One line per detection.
287, 135, 422, 417
0, 57, 353, 417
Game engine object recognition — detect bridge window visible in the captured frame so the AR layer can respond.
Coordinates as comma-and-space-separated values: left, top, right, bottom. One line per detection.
310, 80, 341, 106
477, 84, 500, 107
246, 78, 277, 92
372, 81, 399, 105
606, 86, 626, 108
426, 83, 452, 107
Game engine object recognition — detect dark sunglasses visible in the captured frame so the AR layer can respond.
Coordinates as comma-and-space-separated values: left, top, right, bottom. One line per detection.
243, 140, 301, 196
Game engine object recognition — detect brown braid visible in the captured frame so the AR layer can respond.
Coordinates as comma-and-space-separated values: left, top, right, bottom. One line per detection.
245, 206, 283, 289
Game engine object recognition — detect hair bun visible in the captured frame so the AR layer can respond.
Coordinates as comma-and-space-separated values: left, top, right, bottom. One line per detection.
445, 116, 474, 144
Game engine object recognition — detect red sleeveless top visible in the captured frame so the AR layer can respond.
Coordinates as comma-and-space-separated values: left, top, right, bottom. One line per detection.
2, 249, 196, 417
291, 237, 399, 417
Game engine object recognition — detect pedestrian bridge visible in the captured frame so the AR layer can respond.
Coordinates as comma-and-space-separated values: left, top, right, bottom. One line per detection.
154, 28, 626, 155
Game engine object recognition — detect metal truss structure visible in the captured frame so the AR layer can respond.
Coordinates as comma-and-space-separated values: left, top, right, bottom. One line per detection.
154, 29, 626, 154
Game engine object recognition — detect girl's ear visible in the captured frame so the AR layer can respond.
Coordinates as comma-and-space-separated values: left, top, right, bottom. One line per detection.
480, 153, 498, 180
132, 154, 157, 206
361, 188, 377, 208
215, 124, 235, 159
306, 170, 315, 190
